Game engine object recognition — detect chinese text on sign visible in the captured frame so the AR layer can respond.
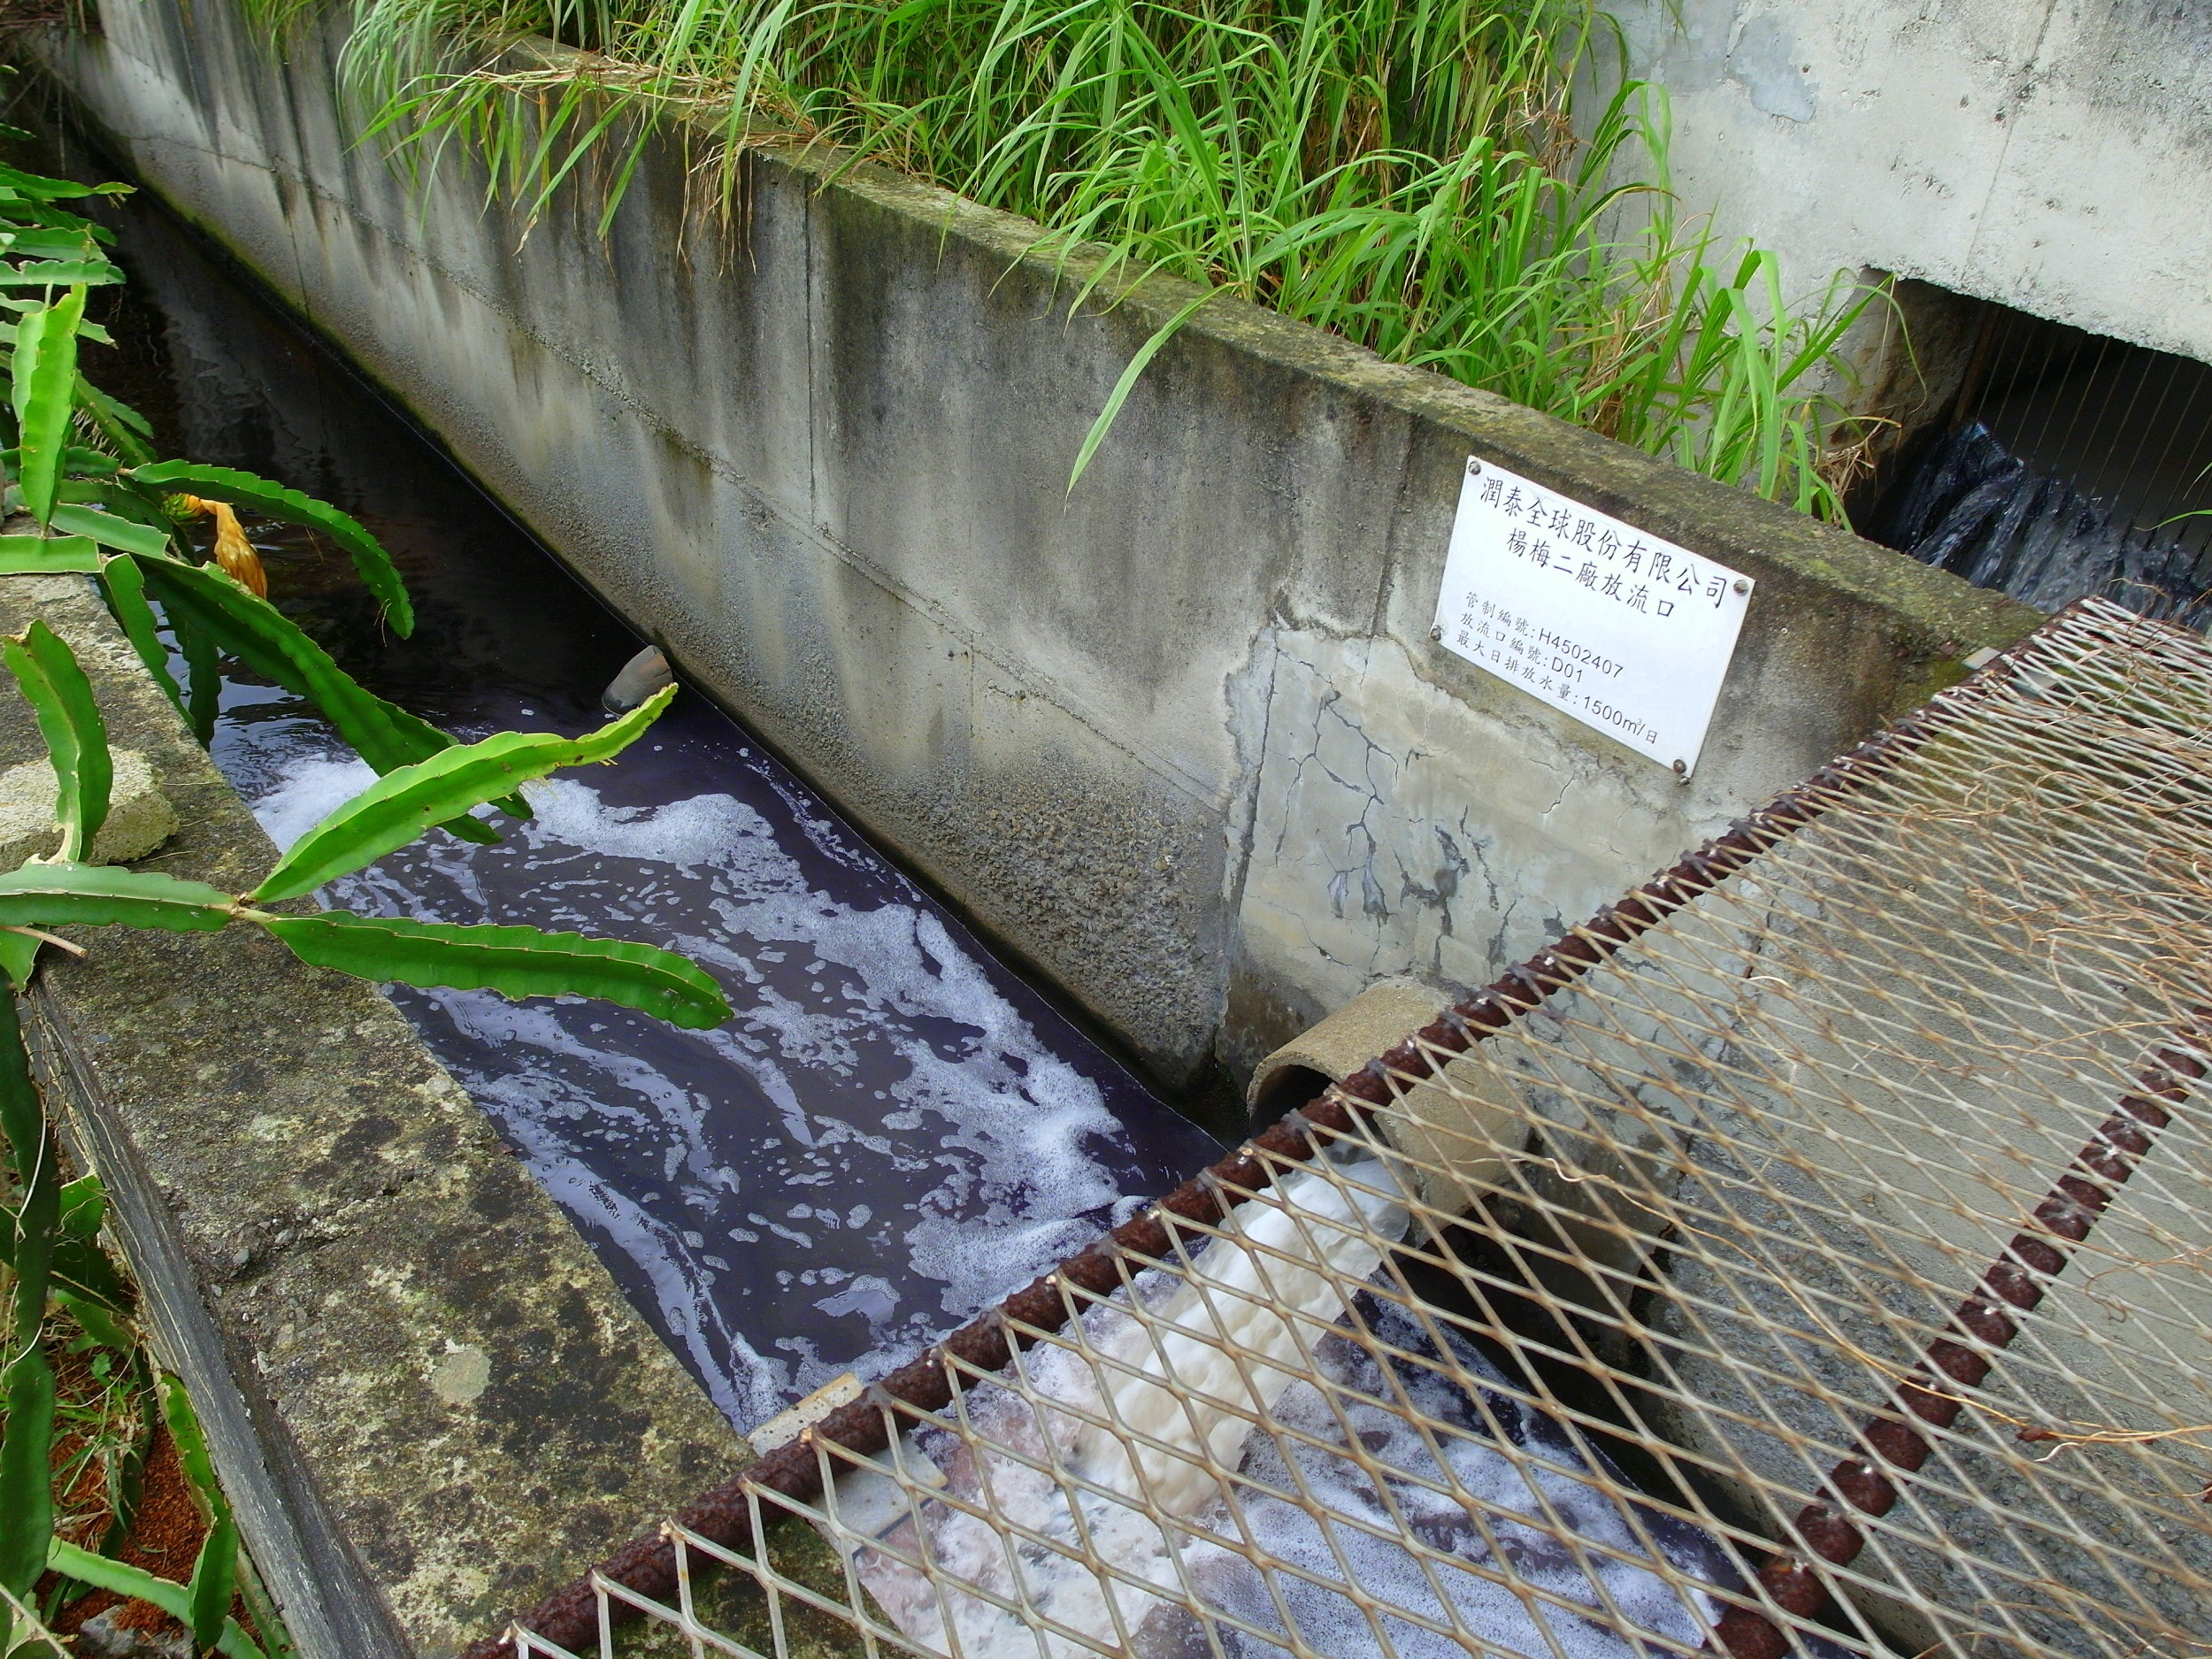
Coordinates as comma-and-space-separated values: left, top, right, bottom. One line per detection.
1432, 457, 1753, 775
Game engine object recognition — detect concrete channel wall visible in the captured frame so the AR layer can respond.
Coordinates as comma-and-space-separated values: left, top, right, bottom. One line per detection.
1609, 0, 2212, 367
0, 579, 740, 1658
32, 0, 2038, 1104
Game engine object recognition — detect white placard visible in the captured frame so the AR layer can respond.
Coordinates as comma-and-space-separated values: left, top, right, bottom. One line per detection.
1433, 457, 1753, 775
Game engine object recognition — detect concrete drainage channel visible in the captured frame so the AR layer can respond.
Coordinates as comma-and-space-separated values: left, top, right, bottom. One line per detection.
444, 598, 2212, 1659
18, 2, 2203, 1657
86, 169, 1223, 1440
472, 601, 2212, 1659
11, 111, 1228, 1658
24, 504, 2212, 1659
27, 0, 2035, 1098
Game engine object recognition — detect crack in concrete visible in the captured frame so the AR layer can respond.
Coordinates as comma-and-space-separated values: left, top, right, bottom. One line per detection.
1289, 672, 1402, 939
1254, 630, 1555, 988
1396, 822, 1470, 945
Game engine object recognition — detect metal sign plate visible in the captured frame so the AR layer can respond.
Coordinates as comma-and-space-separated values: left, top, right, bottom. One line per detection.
1433, 457, 1754, 775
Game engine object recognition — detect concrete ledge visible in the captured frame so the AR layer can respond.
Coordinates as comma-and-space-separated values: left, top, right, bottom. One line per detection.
29, 0, 2041, 1102
0, 576, 742, 1658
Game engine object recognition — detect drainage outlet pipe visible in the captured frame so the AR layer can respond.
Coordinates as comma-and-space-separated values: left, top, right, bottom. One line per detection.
601, 645, 674, 715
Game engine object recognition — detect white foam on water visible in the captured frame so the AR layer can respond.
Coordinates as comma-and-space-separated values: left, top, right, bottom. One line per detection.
251, 760, 1166, 1430
435, 992, 743, 1193
1193, 1348, 1716, 1659
695, 891, 1131, 1323
846, 1158, 1406, 1655
248, 752, 377, 853
1079, 1157, 1409, 1517
466, 1052, 776, 1426
841, 1158, 1724, 1659
520, 778, 779, 874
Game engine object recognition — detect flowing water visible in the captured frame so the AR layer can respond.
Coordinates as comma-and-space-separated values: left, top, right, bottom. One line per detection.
77, 169, 1769, 1659
1876, 421, 2212, 626
839, 1154, 1749, 1659
88, 187, 1223, 1431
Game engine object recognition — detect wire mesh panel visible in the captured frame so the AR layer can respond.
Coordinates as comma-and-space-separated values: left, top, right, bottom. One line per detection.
485, 597, 2212, 1659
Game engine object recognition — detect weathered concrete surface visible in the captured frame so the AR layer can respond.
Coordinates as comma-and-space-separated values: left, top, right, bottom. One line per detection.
0, 576, 742, 1656
33, 0, 2038, 1101
0, 747, 173, 865
1609, 1, 2212, 365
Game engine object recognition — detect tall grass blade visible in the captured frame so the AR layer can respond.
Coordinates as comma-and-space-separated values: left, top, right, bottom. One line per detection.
1069, 291, 1211, 493
336, 0, 1874, 518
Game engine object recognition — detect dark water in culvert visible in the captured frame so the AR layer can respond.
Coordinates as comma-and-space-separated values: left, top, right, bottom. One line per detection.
1869, 312, 2212, 628
84, 184, 1223, 1431
1874, 420, 2212, 626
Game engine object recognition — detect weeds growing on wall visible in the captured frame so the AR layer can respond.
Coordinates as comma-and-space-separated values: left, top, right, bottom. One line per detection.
324, 0, 1879, 516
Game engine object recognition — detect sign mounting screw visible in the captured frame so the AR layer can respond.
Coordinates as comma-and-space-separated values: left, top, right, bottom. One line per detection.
1732, 578, 1751, 593
1430, 624, 1444, 641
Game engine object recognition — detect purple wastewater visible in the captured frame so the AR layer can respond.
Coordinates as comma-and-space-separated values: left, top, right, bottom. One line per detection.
95, 182, 1221, 1429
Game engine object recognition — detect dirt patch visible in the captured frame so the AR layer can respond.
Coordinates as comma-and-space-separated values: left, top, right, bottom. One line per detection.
35, 1334, 208, 1647
29, 1321, 265, 1653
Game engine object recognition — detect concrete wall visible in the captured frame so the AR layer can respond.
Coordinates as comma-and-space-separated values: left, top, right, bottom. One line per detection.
34, 0, 2035, 1103
1613, 0, 2212, 367
3, 578, 738, 1659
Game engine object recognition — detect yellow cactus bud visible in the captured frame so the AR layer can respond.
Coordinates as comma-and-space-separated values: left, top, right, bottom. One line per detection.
179, 494, 268, 600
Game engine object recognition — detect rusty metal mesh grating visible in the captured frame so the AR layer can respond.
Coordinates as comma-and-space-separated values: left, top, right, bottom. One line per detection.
482, 597, 2212, 1659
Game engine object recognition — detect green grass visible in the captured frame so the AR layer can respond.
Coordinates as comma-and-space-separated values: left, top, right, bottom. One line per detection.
326, 0, 1879, 517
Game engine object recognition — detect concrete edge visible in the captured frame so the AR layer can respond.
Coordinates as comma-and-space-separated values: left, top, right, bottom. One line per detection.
0, 574, 746, 1659
26, 982, 413, 1659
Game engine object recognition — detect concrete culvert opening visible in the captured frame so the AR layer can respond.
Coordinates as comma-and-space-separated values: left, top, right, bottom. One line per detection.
1861, 281, 2212, 626
478, 596, 2212, 1659
1243, 1064, 1330, 1138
